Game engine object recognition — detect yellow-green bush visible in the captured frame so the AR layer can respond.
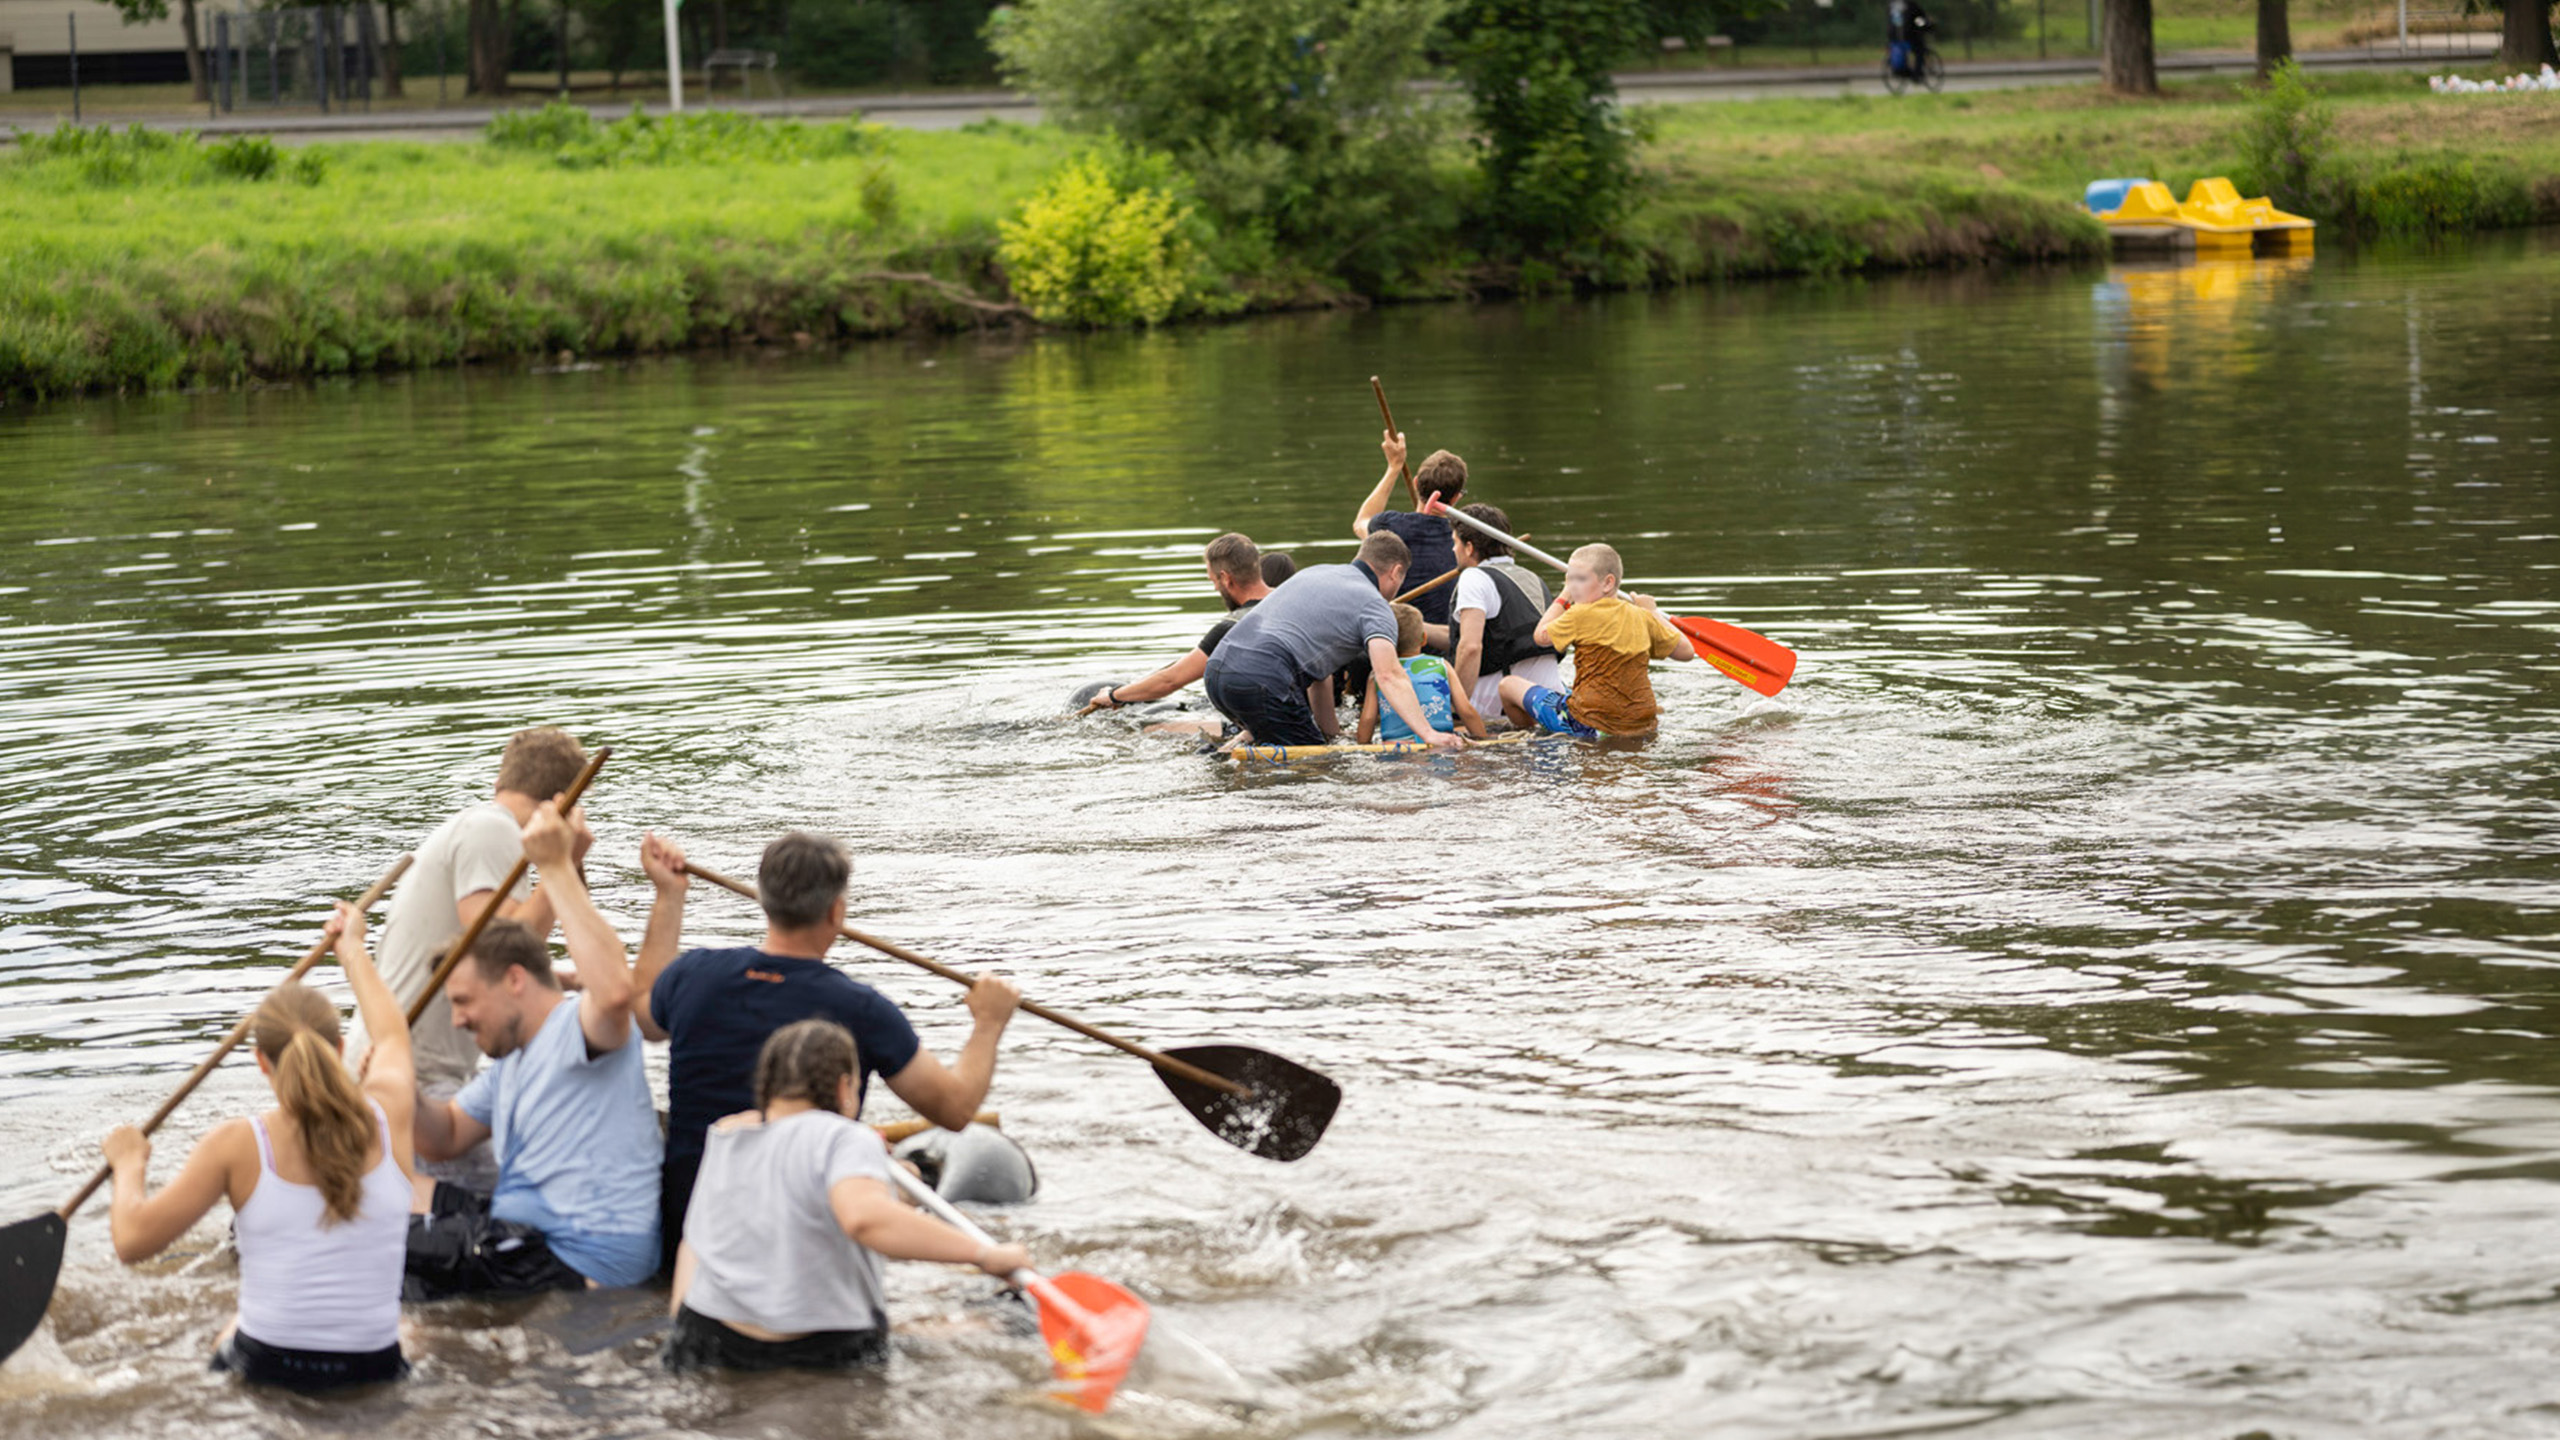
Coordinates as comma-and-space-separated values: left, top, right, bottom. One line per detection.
997, 156, 1196, 326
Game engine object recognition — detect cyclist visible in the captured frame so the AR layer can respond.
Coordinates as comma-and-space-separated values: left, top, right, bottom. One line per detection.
1887, 0, 1932, 80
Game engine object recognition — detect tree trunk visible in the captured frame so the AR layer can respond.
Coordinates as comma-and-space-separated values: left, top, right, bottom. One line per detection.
2254, 0, 2290, 78
2498, 0, 2558, 70
711, 0, 729, 52
2101, 0, 2157, 95
468, 0, 508, 95
181, 0, 208, 102
383, 1, 406, 99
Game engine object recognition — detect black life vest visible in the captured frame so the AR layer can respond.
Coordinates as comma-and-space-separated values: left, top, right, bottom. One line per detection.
1474, 563, 1558, 676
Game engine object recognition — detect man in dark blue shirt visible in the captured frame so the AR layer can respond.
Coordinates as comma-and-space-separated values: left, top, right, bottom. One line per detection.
632, 830, 1020, 1275
1355, 428, 1468, 638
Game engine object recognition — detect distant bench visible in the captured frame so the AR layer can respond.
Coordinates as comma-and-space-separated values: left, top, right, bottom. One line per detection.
703, 48, 780, 98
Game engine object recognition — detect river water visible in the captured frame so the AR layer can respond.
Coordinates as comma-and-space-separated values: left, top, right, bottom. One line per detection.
2, 234, 2557, 1439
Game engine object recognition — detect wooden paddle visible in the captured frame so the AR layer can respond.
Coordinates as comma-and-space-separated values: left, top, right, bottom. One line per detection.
402, 747, 610, 1028
680, 861, 1339, 1163
0, 852, 416, 1368
1426, 499, 1798, 698
887, 1163, 1151, 1414
1371, 375, 1418, 510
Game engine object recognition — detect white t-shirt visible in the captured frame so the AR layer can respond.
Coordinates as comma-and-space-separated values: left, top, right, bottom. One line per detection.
683, 1110, 896, 1335
1452, 563, 1563, 720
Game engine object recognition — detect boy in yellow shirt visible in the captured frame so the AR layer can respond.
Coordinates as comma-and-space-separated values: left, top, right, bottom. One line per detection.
1497, 543, 1697, 738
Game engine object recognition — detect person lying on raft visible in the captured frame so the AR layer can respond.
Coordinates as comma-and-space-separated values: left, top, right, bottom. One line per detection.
1357, 603, 1490, 745
405, 802, 661, 1298
1355, 429, 1468, 644
1447, 504, 1561, 730
100, 903, 422, 1392
1083, 532, 1272, 718
666, 1019, 1031, 1373
1499, 543, 1698, 740
348, 725, 595, 1195
1204, 531, 1465, 750
633, 829, 1020, 1279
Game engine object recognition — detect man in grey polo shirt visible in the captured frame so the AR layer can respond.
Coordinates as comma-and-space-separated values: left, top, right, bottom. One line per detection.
1202, 531, 1465, 750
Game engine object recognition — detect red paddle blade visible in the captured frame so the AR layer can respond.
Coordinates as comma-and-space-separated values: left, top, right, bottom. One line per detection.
1030, 1271, 1152, 1413
1670, 615, 1796, 697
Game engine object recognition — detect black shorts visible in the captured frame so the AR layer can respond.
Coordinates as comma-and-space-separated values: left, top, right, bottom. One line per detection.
403, 1181, 588, 1302
662, 1305, 889, 1373
1204, 659, 1325, 747
212, 1330, 407, 1392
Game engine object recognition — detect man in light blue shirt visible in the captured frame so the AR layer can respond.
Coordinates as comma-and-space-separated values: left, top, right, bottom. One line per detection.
407, 801, 661, 1296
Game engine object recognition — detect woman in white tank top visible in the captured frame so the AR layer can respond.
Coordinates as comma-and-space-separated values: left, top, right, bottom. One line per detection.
101, 902, 423, 1392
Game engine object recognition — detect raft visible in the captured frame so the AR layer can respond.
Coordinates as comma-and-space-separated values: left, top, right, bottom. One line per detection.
1226, 729, 1549, 764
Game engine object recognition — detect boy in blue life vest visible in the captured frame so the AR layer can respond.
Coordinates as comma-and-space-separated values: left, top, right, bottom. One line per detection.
1358, 603, 1490, 744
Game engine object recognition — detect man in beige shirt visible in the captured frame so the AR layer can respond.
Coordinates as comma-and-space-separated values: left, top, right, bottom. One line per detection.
348, 727, 594, 1189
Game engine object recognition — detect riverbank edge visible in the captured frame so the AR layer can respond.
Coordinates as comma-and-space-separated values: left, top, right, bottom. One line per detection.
7, 144, 2558, 402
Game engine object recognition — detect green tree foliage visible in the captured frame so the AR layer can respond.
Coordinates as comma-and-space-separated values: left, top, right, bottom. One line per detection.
1443, 0, 1652, 254
998, 154, 1199, 324
988, 0, 1454, 286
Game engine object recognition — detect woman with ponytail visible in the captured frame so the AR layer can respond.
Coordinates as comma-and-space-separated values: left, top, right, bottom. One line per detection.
102, 901, 422, 1392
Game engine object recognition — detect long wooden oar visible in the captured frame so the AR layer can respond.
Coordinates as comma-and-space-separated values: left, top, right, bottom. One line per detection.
0, 852, 416, 1367
403, 747, 610, 1028
887, 1163, 1150, 1413
681, 862, 1338, 1163
1371, 375, 1418, 510
1426, 499, 1798, 697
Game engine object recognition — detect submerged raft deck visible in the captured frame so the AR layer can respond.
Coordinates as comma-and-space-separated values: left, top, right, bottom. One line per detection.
1226, 730, 1553, 764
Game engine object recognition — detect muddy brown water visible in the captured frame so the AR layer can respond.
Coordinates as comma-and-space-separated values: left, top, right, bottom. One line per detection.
1, 234, 2557, 1438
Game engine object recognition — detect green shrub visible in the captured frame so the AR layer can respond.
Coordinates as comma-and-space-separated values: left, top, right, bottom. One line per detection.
206, 135, 281, 180
484, 101, 600, 152
2233, 60, 2332, 214
988, 0, 1456, 289
999, 154, 1198, 325
1444, 0, 1649, 256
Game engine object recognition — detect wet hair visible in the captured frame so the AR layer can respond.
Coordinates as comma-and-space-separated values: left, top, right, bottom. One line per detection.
1455, 504, 1513, 562
1259, 551, 1296, 588
759, 831, 850, 929
1413, 450, 1466, 509
1356, 531, 1411, 575
251, 982, 372, 1225
1572, 542, 1625, 585
1204, 533, 1261, 586
495, 727, 588, 801
466, 918, 557, 989
1390, 603, 1425, 657
755, 1019, 862, 1115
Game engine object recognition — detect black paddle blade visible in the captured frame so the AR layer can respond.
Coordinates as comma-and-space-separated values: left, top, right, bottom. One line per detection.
1156, 1045, 1340, 1163
0, 1212, 66, 1365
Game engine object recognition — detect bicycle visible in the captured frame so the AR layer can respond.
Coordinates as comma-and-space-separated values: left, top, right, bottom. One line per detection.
1882, 20, 1945, 95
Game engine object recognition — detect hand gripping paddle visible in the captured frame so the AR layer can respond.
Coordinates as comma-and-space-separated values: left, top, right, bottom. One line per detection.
888, 1164, 1151, 1413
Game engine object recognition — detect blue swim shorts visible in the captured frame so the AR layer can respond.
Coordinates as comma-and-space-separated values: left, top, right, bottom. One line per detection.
1520, 685, 1600, 741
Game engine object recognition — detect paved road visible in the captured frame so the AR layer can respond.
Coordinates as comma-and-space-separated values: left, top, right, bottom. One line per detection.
0, 43, 2499, 146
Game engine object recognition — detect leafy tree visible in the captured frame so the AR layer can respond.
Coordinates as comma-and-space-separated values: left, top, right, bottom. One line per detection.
988, 0, 1453, 287
1442, 0, 1650, 255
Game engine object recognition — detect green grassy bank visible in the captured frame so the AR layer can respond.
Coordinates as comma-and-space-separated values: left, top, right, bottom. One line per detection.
4, 74, 2556, 399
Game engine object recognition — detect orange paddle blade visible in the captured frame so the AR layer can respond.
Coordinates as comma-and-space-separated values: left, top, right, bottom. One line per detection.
1669, 615, 1797, 697
1030, 1272, 1152, 1413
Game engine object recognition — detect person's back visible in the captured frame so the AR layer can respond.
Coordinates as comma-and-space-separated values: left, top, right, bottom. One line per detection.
358, 801, 522, 1092
234, 1099, 410, 1358
1548, 594, 1677, 734
1380, 655, 1458, 742
681, 1109, 895, 1350
1208, 562, 1397, 690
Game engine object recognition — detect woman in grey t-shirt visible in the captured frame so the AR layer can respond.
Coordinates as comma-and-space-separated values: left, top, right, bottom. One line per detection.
666, 1020, 1031, 1372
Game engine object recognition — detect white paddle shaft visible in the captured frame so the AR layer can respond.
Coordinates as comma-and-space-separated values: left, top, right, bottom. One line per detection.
1429, 500, 1572, 574
887, 1160, 1050, 1297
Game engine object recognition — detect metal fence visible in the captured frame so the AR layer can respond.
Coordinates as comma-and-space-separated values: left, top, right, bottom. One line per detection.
211, 6, 384, 113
